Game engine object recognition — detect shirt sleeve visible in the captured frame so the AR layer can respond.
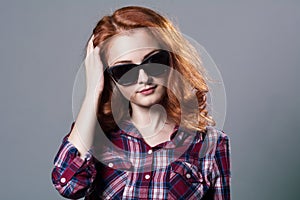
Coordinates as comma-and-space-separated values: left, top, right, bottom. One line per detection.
51, 121, 97, 199
211, 131, 231, 200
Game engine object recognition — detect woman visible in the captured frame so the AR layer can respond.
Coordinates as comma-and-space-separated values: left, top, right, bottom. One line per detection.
51, 6, 231, 200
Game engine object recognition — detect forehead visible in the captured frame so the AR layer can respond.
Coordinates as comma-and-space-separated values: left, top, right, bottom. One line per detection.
107, 29, 161, 65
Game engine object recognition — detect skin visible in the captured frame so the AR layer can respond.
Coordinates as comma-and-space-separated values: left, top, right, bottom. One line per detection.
68, 29, 176, 159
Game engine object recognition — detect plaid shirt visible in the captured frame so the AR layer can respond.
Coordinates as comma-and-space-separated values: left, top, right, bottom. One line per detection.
52, 120, 231, 199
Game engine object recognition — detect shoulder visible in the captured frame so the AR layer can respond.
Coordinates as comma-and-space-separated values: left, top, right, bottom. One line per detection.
205, 126, 230, 145
198, 126, 230, 158
205, 126, 229, 140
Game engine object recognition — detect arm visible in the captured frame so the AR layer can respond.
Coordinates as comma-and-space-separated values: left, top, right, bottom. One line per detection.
211, 132, 231, 200
51, 34, 104, 198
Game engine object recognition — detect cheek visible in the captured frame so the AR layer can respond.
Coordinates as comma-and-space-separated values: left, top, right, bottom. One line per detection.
157, 86, 167, 98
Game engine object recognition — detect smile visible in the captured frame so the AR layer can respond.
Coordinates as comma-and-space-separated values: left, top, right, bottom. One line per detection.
138, 86, 157, 95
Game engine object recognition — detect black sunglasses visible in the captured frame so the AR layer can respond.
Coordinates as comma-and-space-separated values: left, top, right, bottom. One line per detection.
105, 50, 171, 86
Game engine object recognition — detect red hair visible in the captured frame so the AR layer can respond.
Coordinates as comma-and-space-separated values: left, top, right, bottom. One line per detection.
86, 6, 215, 133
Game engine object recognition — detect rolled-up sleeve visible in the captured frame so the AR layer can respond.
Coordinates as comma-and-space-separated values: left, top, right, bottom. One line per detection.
51, 122, 97, 199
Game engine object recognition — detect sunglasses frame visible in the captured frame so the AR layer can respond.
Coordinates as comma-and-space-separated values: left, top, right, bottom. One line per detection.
105, 50, 171, 86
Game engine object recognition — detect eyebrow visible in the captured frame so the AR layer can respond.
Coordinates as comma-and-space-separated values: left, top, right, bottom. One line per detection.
110, 49, 160, 66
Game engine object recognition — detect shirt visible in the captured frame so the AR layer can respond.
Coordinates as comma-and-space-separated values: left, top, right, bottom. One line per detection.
51, 120, 231, 199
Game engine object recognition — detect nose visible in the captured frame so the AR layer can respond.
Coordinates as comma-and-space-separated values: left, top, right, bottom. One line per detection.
137, 69, 152, 84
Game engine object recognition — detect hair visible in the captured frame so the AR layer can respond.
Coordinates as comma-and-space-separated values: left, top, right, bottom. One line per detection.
86, 6, 215, 133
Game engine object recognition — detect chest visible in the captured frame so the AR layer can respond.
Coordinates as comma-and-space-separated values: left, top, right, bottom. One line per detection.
94, 144, 214, 199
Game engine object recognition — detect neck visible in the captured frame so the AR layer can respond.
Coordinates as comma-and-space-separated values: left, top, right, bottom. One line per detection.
131, 103, 170, 138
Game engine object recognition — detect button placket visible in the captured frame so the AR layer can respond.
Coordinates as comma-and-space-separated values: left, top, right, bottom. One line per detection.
143, 150, 154, 181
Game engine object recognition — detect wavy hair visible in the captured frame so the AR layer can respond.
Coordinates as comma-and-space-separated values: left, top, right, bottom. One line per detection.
86, 6, 215, 133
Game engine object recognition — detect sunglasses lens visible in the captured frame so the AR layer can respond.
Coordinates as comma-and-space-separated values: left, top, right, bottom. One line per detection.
143, 63, 169, 76
109, 64, 138, 85
143, 50, 170, 76
117, 67, 139, 86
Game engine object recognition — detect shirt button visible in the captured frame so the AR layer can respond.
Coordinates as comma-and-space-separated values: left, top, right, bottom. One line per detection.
147, 149, 152, 154
145, 174, 151, 179
60, 177, 66, 183
186, 173, 191, 179
108, 162, 114, 168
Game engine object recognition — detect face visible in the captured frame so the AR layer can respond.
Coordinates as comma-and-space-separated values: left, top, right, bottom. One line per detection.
106, 29, 170, 108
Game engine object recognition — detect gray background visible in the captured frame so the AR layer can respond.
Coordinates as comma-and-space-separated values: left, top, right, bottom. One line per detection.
1, 0, 299, 199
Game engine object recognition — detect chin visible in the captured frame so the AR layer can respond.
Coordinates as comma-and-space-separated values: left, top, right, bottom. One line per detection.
131, 94, 165, 108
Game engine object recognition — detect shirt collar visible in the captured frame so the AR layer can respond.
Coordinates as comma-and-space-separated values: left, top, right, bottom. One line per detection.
110, 119, 199, 149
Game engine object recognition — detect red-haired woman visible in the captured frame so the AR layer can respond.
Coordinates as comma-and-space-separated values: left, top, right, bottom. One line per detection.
51, 6, 231, 200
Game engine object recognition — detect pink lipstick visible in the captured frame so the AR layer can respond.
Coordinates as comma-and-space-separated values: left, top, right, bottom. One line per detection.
138, 86, 156, 95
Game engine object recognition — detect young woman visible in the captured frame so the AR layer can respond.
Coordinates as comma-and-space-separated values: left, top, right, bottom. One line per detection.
51, 6, 231, 200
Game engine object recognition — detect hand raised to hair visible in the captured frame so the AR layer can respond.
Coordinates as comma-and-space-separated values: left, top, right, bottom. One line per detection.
84, 34, 104, 106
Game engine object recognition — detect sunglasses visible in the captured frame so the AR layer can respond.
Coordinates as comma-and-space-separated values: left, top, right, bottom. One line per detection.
105, 50, 171, 86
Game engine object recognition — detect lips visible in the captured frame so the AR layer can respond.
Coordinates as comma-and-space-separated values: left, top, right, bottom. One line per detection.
138, 85, 157, 93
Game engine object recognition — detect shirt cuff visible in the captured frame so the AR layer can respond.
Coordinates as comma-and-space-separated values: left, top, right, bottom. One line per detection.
57, 139, 94, 186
